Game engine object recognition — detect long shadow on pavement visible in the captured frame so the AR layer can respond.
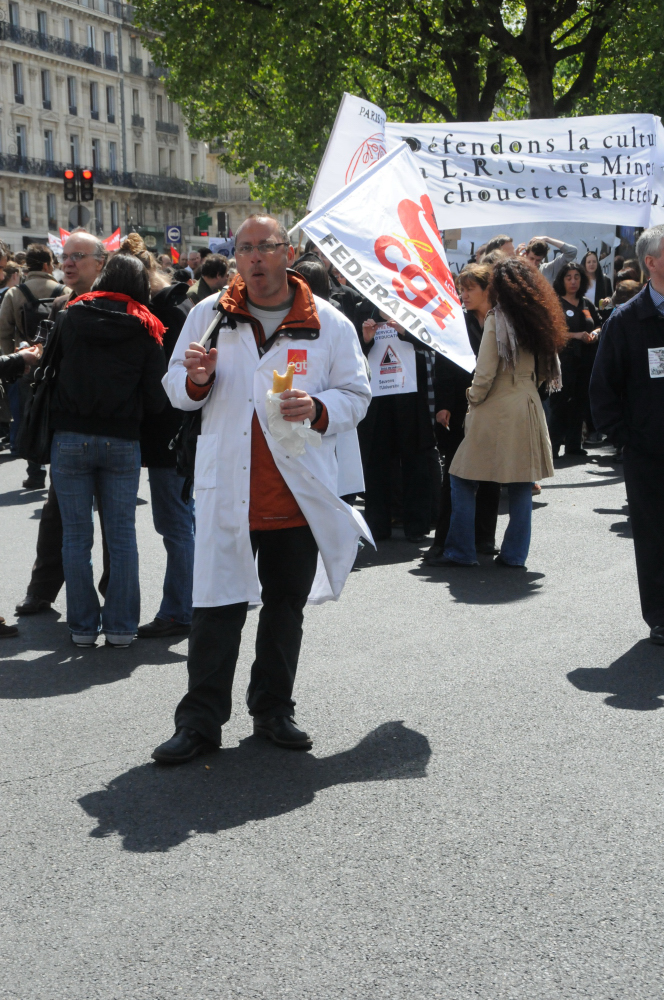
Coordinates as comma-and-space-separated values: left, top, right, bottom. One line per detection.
568, 640, 664, 709
78, 720, 431, 852
0, 618, 187, 699
411, 559, 545, 605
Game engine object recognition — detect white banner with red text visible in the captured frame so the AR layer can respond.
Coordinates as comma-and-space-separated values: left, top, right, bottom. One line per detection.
300, 142, 475, 373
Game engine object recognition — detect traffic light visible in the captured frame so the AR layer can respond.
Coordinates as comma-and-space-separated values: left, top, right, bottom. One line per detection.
63, 168, 77, 201
79, 168, 94, 201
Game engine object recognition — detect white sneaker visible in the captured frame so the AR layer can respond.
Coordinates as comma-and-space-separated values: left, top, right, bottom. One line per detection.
105, 635, 133, 647
72, 633, 97, 647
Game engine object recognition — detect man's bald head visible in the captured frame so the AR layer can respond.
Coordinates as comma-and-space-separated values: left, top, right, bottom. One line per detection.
61, 232, 107, 295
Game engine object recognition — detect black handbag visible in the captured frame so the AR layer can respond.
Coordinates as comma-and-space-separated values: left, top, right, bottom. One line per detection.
169, 313, 224, 502
16, 313, 65, 465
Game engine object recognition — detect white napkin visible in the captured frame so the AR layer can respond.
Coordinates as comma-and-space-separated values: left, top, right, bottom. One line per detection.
265, 390, 322, 457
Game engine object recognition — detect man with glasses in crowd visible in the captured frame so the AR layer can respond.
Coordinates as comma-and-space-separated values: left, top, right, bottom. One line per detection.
15, 233, 108, 616
152, 214, 371, 763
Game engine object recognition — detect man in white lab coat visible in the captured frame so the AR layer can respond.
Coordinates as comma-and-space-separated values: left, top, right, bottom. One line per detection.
152, 215, 372, 763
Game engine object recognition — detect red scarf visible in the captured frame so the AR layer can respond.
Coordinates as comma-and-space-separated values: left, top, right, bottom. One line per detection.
67, 291, 165, 345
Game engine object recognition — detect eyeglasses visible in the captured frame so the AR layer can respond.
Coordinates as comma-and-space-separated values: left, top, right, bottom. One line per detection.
235, 241, 289, 256
60, 252, 97, 263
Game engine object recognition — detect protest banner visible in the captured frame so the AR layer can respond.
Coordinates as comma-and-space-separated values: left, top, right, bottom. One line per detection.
385, 114, 664, 228
307, 92, 387, 211
300, 142, 475, 373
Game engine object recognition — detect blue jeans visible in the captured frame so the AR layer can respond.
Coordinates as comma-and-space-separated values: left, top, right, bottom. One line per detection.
444, 476, 533, 566
147, 466, 195, 625
51, 431, 141, 639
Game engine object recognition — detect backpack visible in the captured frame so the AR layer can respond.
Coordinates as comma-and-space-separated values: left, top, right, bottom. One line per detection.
17, 281, 66, 344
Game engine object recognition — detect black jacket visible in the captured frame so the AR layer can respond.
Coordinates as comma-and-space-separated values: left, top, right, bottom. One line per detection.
433, 311, 482, 425
0, 351, 28, 382
590, 283, 664, 455
50, 298, 167, 441
140, 282, 193, 466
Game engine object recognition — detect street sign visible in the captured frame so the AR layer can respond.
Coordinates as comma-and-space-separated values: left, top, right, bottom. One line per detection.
165, 225, 182, 245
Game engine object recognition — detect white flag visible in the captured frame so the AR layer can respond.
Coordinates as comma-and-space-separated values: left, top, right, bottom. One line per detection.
308, 93, 387, 211
301, 142, 474, 373
385, 113, 664, 228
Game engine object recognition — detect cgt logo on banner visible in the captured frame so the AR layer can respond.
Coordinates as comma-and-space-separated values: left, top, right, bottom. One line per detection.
300, 142, 475, 373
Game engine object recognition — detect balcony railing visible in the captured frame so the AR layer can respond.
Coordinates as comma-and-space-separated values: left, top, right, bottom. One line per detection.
0, 23, 103, 67
91, 109, 100, 120
129, 56, 143, 75
15, 94, 25, 105
0, 215, 5, 227
107, 113, 116, 124
42, 100, 52, 110
218, 186, 253, 202
147, 62, 168, 79
131, 114, 145, 128
104, 53, 118, 71
69, 105, 78, 116
0, 154, 218, 200
156, 120, 179, 134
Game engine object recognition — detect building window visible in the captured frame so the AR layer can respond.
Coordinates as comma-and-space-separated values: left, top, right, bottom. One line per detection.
13, 63, 24, 103
47, 193, 57, 230
111, 201, 119, 230
0, 189, 5, 228
109, 141, 117, 173
37, 10, 47, 35
132, 90, 140, 116
64, 17, 73, 41
41, 70, 51, 110
191, 153, 198, 179
156, 95, 163, 121
158, 147, 166, 176
70, 134, 80, 166
20, 190, 30, 228
90, 81, 99, 119
169, 149, 176, 178
67, 77, 77, 115
167, 100, 175, 123
16, 124, 27, 159
86, 25, 96, 50
103, 31, 113, 56
44, 130, 54, 162
91, 138, 101, 170
130, 36, 138, 58
9, 2, 19, 27
106, 87, 115, 123
134, 143, 142, 171
95, 199, 103, 235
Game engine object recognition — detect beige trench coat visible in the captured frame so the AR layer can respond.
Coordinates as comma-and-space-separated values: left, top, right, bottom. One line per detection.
449, 311, 554, 483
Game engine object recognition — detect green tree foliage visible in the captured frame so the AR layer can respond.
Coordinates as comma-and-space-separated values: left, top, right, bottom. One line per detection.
134, 0, 642, 213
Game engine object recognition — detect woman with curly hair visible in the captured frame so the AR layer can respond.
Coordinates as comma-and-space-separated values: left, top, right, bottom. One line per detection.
441, 257, 568, 568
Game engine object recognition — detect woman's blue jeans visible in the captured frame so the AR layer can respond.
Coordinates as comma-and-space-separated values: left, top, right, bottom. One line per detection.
51, 431, 141, 639
444, 475, 533, 566
147, 466, 195, 625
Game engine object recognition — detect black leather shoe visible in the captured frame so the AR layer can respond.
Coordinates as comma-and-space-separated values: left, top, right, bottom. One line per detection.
476, 542, 500, 555
137, 617, 191, 638
0, 618, 18, 638
426, 555, 477, 567
650, 626, 664, 646
151, 727, 219, 763
15, 594, 52, 615
22, 477, 46, 490
253, 716, 313, 749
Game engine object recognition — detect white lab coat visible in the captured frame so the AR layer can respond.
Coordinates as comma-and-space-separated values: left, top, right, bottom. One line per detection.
164, 293, 373, 607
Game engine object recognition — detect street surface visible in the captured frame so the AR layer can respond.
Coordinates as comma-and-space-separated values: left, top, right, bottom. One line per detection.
1, 446, 662, 999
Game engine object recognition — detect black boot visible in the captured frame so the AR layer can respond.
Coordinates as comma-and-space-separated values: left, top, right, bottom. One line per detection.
151, 727, 219, 764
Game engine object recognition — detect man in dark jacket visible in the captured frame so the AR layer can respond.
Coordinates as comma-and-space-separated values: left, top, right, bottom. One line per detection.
590, 223, 664, 644
186, 254, 228, 305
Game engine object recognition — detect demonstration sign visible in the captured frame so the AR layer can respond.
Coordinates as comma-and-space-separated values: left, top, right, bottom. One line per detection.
300, 142, 475, 373
308, 92, 387, 211
385, 114, 664, 228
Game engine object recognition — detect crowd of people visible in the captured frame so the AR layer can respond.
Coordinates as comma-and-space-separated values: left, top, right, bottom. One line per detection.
0, 216, 662, 762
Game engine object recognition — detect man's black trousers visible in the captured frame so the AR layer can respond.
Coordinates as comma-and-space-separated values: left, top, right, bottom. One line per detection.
175, 525, 319, 745
622, 448, 664, 628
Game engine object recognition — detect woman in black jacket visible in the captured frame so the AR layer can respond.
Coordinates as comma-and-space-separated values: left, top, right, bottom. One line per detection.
548, 262, 601, 457
425, 263, 501, 565
581, 250, 612, 308
50, 254, 167, 648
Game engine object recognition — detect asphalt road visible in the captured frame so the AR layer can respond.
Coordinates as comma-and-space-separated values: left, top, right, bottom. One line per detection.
1, 445, 662, 1000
